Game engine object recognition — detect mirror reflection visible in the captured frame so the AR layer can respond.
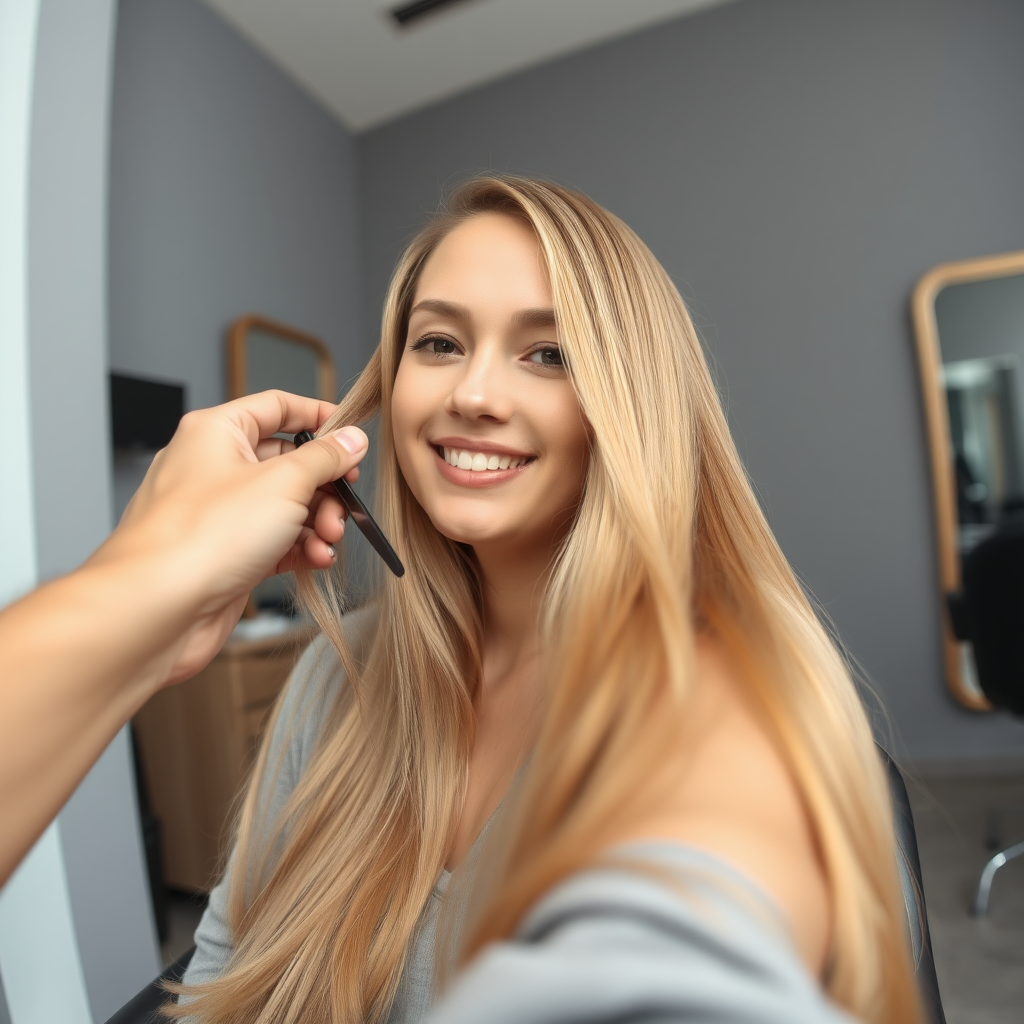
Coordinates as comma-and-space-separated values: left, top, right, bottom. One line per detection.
937, 274, 1024, 553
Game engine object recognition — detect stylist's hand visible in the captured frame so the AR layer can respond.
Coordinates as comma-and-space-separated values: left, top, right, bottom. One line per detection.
0, 391, 366, 885
90, 390, 367, 685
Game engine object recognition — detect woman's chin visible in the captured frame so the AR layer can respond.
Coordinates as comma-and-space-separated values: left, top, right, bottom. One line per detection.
432, 520, 506, 548
428, 511, 530, 551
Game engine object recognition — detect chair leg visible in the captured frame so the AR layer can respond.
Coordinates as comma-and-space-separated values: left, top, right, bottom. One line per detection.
972, 838, 1024, 916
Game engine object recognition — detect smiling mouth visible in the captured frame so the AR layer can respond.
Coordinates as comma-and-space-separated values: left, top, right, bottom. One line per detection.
435, 445, 535, 472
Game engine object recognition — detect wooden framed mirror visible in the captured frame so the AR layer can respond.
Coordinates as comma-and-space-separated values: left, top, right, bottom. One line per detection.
227, 314, 336, 402
912, 250, 1024, 709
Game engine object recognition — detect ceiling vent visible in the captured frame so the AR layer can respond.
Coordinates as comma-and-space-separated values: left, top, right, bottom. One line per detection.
389, 0, 479, 28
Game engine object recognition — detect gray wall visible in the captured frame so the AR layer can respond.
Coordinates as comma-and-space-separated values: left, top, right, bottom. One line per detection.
26, 0, 162, 1019
108, 0, 363, 425
356, 0, 1024, 762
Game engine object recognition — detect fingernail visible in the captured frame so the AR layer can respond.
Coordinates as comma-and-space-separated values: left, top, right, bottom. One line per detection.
327, 546, 336, 560
334, 426, 367, 454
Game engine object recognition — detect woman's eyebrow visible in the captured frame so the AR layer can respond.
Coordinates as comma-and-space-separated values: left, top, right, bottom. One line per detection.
511, 308, 556, 330
408, 301, 556, 330
409, 299, 470, 321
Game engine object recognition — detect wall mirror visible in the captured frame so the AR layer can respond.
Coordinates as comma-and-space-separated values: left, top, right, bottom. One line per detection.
227, 313, 335, 404
912, 251, 1024, 709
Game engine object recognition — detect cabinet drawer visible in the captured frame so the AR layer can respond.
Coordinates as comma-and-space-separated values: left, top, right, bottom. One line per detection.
236, 653, 297, 708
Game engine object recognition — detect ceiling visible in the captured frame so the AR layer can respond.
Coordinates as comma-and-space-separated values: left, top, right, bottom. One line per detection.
202, 0, 738, 132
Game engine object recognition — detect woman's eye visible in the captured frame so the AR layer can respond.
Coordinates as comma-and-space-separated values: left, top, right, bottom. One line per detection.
528, 346, 564, 367
413, 334, 459, 356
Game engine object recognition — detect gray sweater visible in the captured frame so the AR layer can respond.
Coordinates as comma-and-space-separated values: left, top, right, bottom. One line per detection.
426, 842, 854, 1024
184, 611, 852, 1023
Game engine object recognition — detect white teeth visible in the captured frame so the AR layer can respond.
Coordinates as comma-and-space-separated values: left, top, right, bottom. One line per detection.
441, 447, 528, 472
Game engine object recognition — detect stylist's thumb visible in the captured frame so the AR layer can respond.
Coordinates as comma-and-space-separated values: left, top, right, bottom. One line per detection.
287, 425, 369, 493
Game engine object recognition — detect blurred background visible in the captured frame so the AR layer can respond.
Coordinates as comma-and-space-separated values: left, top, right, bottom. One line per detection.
1, 1, 1022, 1021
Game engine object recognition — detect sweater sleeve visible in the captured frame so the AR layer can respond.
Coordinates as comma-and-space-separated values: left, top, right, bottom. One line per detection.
182, 608, 376, 988
426, 843, 855, 1024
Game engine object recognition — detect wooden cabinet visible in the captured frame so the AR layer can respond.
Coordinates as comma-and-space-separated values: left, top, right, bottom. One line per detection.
133, 627, 313, 892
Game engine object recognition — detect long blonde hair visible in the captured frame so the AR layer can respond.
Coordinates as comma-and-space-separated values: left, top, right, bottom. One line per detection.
176, 176, 920, 1023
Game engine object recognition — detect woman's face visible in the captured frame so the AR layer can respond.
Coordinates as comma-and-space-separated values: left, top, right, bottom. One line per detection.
392, 213, 589, 553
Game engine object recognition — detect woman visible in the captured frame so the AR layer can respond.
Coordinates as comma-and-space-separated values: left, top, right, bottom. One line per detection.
176, 177, 920, 1023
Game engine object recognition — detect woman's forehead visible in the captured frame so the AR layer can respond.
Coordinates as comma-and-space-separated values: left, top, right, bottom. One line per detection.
413, 213, 550, 309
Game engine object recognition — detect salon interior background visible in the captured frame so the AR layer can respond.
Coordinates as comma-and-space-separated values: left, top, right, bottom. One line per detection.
110, 0, 1024, 765
2, 0, 1023, 1020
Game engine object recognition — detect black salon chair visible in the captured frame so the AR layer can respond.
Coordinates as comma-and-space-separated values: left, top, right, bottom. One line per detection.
881, 747, 946, 1024
103, 946, 193, 1024
945, 519, 1024, 915
104, 751, 946, 1024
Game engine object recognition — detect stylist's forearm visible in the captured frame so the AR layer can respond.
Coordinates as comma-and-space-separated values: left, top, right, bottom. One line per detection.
0, 550, 207, 884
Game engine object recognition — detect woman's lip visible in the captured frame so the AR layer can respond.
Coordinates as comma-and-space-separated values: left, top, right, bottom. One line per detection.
432, 447, 530, 487
430, 436, 535, 459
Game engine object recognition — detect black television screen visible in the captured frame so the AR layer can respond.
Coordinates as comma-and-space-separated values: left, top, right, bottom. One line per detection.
110, 373, 185, 450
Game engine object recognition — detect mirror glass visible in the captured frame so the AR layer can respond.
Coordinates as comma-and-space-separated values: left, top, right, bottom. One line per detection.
936, 274, 1024, 554
245, 327, 322, 399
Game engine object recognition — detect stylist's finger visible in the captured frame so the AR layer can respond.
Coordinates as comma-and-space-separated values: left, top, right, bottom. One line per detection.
255, 439, 359, 487
276, 425, 369, 498
312, 490, 347, 543
275, 529, 335, 573
226, 389, 338, 446
255, 437, 293, 461
302, 531, 336, 569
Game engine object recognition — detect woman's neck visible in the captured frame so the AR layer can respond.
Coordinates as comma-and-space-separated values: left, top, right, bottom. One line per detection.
446, 540, 552, 867
473, 539, 552, 688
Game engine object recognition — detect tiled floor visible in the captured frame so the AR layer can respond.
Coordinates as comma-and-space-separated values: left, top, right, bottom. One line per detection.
908, 772, 1024, 1024
161, 774, 1024, 1021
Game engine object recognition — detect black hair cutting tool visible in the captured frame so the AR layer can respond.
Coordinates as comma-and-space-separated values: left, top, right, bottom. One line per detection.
293, 430, 405, 577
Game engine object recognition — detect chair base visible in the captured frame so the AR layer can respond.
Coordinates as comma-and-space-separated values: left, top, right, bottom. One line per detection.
972, 839, 1024, 916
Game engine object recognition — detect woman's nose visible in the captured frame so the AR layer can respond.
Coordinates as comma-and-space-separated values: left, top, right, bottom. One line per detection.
446, 347, 513, 422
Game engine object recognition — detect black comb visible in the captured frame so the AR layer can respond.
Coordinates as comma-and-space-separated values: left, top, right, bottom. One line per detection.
294, 430, 405, 577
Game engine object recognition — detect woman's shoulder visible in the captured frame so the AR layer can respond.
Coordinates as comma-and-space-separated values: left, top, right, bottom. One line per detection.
427, 842, 853, 1024
611, 633, 831, 976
